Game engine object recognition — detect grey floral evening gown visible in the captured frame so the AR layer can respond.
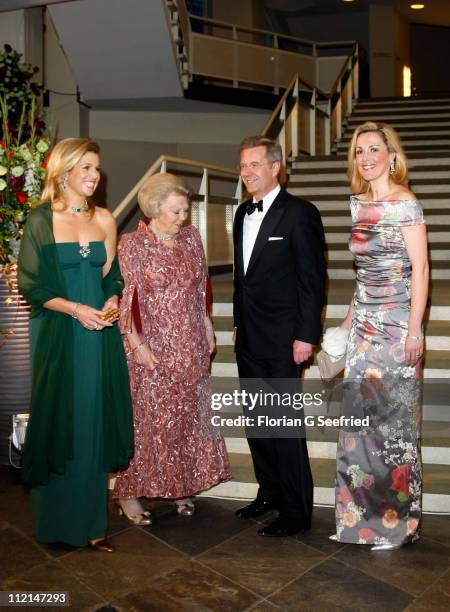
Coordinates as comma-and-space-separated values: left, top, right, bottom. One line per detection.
333, 197, 425, 547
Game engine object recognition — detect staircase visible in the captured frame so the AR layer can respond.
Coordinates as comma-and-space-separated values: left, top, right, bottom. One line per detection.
207, 96, 450, 513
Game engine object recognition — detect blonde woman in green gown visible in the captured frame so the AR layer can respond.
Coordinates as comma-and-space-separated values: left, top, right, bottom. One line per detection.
18, 138, 133, 552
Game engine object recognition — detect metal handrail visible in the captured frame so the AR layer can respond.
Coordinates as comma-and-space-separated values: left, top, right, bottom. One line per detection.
112, 155, 240, 266
113, 154, 239, 221
261, 74, 301, 137
260, 36, 359, 159
188, 13, 355, 55
329, 42, 358, 97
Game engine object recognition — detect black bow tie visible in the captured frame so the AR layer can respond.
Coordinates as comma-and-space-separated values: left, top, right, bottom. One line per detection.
246, 200, 263, 215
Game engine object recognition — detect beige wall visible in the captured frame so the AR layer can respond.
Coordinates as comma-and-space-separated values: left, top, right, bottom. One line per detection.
0, 10, 25, 54
44, 12, 81, 139
24, 8, 43, 72
369, 4, 395, 97
317, 56, 348, 93
394, 12, 410, 97
89, 109, 268, 145
369, 3, 407, 98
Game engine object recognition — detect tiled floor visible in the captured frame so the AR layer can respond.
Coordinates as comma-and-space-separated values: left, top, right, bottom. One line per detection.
1, 466, 449, 611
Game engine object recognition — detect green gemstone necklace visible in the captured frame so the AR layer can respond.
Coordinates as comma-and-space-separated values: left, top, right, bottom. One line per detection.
70, 199, 89, 214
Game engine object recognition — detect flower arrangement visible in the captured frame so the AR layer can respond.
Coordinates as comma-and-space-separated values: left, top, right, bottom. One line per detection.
0, 44, 50, 271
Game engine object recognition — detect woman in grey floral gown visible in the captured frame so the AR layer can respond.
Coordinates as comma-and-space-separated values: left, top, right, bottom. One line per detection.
331, 122, 429, 550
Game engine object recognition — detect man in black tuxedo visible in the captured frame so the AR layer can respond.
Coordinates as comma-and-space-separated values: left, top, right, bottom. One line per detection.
233, 135, 326, 536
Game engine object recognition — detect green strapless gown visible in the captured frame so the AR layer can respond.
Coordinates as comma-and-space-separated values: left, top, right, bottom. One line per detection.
31, 241, 108, 546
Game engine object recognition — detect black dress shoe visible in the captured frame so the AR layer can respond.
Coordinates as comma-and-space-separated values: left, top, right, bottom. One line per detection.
257, 516, 310, 537
235, 499, 279, 519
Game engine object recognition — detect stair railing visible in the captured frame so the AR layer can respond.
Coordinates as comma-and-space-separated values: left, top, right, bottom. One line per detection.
165, 0, 359, 156
260, 42, 359, 161
166, 0, 356, 97
112, 155, 240, 267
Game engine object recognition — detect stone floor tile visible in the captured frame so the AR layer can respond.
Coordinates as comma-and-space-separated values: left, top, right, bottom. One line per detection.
420, 514, 450, 548
1, 560, 105, 610
60, 528, 186, 600
40, 541, 80, 558
110, 560, 258, 611
0, 481, 34, 537
269, 558, 413, 611
295, 507, 348, 555
198, 523, 325, 597
209, 496, 252, 514
0, 527, 47, 583
140, 497, 254, 556
406, 568, 450, 611
246, 600, 284, 611
334, 537, 450, 596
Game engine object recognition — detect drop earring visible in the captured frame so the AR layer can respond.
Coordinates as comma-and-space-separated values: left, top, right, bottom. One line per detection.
389, 159, 396, 173
62, 176, 68, 191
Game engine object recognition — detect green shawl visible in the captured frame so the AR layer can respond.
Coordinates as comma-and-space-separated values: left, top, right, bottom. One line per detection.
18, 203, 133, 487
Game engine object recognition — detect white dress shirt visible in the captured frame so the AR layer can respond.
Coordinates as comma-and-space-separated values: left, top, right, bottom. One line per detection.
242, 184, 281, 274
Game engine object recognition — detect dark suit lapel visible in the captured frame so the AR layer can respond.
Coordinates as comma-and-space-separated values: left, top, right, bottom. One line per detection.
234, 205, 246, 281
246, 189, 288, 277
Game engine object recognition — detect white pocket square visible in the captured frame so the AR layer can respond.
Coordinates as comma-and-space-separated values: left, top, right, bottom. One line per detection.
268, 236, 284, 241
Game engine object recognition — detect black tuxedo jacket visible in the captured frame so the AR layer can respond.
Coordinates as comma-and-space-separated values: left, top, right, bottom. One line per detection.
233, 188, 326, 359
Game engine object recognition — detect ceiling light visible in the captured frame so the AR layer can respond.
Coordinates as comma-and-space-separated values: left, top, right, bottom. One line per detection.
410, 3, 425, 8
342, 1, 355, 3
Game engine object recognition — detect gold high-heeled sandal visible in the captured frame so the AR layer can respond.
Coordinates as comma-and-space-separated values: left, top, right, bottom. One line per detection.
88, 538, 114, 553
117, 502, 152, 526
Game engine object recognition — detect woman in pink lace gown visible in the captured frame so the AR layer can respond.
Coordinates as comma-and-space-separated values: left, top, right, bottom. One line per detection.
112, 173, 231, 523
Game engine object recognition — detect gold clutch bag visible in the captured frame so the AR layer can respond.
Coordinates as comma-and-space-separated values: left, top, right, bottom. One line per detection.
100, 308, 120, 323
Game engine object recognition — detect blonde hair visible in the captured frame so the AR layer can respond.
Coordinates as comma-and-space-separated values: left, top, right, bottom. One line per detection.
41, 138, 100, 212
347, 122, 409, 195
137, 172, 190, 218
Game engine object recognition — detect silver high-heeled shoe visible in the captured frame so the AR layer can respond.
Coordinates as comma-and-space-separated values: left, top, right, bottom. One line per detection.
175, 499, 195, 517
371, 543, 400, 551
117, 502, 152, 525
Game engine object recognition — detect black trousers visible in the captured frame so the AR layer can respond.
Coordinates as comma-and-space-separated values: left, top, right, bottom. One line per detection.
236, 347, 313, 523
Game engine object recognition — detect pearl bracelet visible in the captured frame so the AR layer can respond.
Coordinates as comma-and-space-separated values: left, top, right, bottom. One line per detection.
71, 302, 81, 319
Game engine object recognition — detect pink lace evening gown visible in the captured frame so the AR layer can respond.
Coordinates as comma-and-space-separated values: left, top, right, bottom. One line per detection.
113, 221, 231, 500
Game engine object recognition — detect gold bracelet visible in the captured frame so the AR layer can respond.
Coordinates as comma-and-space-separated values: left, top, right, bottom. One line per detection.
71, 302, 81, 319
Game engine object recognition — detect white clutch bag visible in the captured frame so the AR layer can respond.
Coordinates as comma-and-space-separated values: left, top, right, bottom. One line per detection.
317, 327, 350, 382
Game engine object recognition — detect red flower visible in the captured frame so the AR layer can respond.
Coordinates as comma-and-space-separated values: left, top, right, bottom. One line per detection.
351, 228, 369, 254
363, 320, 378, 337
16, 191, 28, 204
337, 484, 353, 506
358, 527, 375, 543
40, 160, 47, 169
0, 140, 6, 151
390, 464, 411, 496
357, 203, 382, 225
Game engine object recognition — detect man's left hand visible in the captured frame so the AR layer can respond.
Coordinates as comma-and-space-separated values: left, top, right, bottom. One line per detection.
293, 340, 313, 364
